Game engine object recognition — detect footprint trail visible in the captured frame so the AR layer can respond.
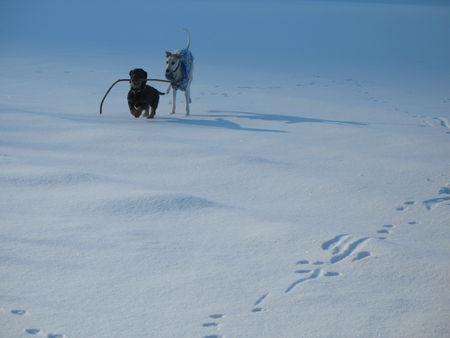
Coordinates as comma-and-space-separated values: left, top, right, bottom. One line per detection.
200, 194, 423, 337
423, 185, 450, 210
285, 268, 321, 293
202, 313, 224, 338
329, 237, 371, 264
252, 292, 269, 312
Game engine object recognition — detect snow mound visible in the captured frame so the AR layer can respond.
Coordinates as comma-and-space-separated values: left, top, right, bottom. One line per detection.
97, 192, 220, 215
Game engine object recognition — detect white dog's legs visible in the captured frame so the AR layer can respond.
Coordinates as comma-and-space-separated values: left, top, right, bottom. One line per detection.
187, 63, 193, 105
169, 84, 192, 115
171, 88, 177, 114
185, 88, 190, 116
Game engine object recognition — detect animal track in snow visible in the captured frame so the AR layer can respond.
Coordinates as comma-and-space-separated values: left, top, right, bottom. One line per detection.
202, 313, 224, 337
423, 185, 450, 210
247, 218, 397, 319
321, 234, 372, 264
279, 233, 377, 295
439, 186, 450, 195
285, 268, 322, 293
9, 308, 66, 338
321, 234, 349, 250
325, 235, 354, 256
202, 322, 219, 328
329, 237, 371, 264
423, 197, 450, 210
324, 271, 341, 277
296, 259, 310, 265
377, 229, 389, 234
205, 196, 416, 336
25, 329, 42, 335
11, 309, 27, 315
396, 201, 416, 211
209, 314, 224, 319
352, 251, 371, 262
377, 224, 395, 235
252, 293, 269, 313
424, 117, 450, 130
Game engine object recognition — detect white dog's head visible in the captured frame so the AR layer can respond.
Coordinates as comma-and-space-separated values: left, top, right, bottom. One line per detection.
165, 51, 182, 82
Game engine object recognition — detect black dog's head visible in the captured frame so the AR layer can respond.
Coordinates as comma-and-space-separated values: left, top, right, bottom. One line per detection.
129, 68, 148, 90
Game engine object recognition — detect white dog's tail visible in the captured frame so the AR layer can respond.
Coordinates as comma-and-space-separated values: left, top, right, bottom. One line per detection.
183, 28, 191, 50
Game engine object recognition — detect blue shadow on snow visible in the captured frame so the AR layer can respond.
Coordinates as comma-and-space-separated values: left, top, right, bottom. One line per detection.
165, 116, 285, 133
207, 110, 368, 126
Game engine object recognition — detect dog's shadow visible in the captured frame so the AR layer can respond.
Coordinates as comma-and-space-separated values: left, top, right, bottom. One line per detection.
207, 110, 367, 127
164, 110, 366, 133
165, 116, 284, 133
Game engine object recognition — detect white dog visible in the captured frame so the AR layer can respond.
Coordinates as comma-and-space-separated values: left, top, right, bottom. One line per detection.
165, 29, 194, 116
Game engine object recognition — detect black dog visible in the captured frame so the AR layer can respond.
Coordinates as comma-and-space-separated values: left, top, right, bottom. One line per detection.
128, 68, 164, 118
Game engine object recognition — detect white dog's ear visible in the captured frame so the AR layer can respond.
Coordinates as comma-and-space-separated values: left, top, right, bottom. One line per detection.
174, 54, 181, 59
166, 51, 172, 58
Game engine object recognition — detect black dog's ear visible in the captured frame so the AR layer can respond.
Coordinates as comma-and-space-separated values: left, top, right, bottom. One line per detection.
143, 70, 148, 79
129, 70, 134, 77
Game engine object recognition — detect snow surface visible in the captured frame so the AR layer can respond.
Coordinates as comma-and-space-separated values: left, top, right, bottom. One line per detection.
1, 0, 450, 337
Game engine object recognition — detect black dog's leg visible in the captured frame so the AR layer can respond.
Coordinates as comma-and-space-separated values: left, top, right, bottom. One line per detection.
149, 95, 159, 119
143, 107, 150, 119
149, 107, 156, 119
128, 102, 137, 117
134, 107, 144, 118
